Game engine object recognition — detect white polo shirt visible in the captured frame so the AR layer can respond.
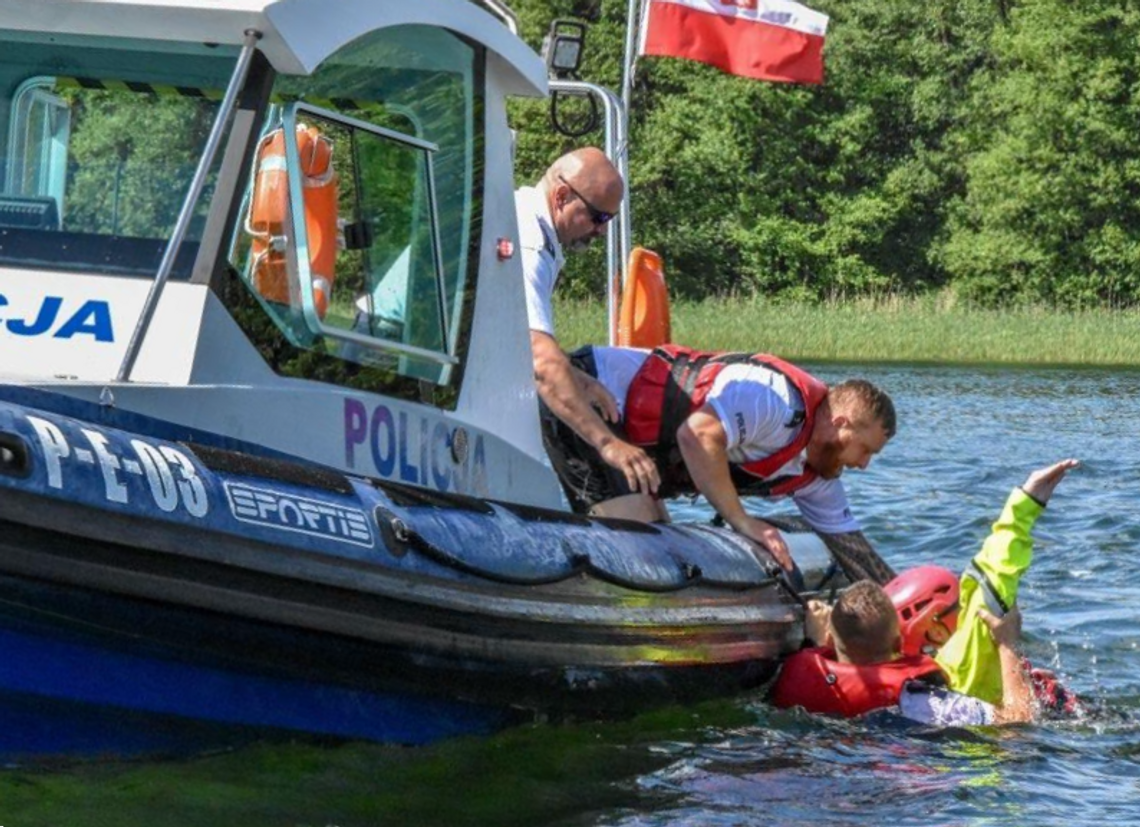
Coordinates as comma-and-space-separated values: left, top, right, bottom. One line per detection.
590, 345, 859, 534
514, 185, 564, 336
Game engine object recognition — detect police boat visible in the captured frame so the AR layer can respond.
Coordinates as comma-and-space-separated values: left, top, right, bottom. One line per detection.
0, 0, 878, 756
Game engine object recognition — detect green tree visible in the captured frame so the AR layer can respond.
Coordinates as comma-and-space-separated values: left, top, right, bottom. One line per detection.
508, 0, 1004, 302
938, 0, 1140, 307
65, 90, 215, 238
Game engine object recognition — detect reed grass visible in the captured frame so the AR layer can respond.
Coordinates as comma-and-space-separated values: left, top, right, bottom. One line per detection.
555, 292, 1140, 366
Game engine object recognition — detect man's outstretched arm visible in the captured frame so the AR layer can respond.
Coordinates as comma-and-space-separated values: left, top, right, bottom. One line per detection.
677, 406, 794, 571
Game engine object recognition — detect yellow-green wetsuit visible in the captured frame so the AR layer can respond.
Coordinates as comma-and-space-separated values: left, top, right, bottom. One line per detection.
935, 487, 1044, 706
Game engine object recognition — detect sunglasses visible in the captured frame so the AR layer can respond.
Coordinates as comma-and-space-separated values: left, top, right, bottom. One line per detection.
558, 175, 615, 226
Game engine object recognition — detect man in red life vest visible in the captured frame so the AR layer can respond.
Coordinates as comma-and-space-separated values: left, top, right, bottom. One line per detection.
770, 579, 1034, 724
542, 344, 896, 579
772, 458, 1082, 725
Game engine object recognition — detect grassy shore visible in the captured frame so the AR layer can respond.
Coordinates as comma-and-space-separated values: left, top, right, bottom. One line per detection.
555, 293, 1140, 366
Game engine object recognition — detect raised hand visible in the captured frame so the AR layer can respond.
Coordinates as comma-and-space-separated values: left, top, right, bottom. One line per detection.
979, 604, 1022, 648
1022, 459, 1080, 506
804, 599, 832, 647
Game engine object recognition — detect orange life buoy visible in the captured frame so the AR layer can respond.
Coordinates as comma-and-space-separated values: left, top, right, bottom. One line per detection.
246, 123, 339, 318
618, 247, 671, 348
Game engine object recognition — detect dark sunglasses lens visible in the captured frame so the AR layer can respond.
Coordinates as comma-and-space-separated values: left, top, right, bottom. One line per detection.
592, 210, 614, 226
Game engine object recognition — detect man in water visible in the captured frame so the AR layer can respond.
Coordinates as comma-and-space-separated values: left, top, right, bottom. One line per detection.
772, 577, 1034, 724
771, 459, 1080, 725
515, 149, 661, 504
544, 343, 896, 580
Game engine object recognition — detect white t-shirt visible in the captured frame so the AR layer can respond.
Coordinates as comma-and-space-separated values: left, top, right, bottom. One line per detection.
897, 682, 996, 726
591, 346, 859, 534
515, 184, 564, 336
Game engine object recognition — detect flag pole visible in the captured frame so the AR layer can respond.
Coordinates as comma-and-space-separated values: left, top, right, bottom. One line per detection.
621, 0, 642, 118
616, 0, 642, 297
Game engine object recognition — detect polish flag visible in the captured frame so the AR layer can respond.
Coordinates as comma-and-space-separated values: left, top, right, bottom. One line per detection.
638, 0, 829, 85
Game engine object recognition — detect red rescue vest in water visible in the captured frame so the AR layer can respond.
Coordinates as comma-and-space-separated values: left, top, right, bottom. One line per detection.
623, 346, 829, 496
769, 647, 944, 717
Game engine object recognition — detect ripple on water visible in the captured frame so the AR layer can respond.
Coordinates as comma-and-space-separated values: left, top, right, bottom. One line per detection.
612, 365, 1140, 827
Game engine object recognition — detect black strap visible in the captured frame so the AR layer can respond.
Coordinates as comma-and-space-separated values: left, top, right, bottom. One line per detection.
656, 349, 702, 466
539, 221, 557, 259
537, 219, 561, 290
772, 566, 809, 608
728, 469, 800, 497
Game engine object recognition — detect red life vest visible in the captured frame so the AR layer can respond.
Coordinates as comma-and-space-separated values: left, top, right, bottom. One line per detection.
769, 647, 944, 717
623, 346, 830, 497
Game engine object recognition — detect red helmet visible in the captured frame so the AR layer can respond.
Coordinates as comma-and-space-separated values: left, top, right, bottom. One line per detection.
885, 566, 960, 657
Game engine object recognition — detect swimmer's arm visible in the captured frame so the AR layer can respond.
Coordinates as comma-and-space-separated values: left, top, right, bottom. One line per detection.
991, 645, 1034, 724
973, 460, 1079, 608
971, 488, 1042, 608
983, 607, 1034, 724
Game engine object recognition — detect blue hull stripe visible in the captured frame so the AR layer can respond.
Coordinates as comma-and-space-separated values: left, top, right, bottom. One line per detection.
0, 627, 502, 745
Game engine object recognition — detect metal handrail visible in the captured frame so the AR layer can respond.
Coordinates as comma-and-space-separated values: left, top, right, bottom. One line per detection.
480, 0, 519, 34
547, 79, 630, 346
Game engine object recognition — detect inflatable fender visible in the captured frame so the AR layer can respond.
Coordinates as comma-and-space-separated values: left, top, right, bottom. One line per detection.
618, 247, 670, 348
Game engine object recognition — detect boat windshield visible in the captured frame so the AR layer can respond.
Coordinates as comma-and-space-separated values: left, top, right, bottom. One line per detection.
0, 30, 238, 278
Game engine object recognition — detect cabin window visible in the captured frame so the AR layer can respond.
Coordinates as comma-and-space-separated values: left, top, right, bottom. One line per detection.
233, 104, 455, 380
225, 25, 484, 405
0, 31, 237, 276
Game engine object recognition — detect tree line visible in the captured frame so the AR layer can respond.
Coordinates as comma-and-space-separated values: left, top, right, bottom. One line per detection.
508, 0, 1140, 309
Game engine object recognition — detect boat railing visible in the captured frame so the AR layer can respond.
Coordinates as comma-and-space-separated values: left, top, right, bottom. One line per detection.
547, 79, 630, 346
480, 0, 519, 34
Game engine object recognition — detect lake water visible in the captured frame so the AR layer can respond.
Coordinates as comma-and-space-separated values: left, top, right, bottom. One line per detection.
4, 365, 1140, 826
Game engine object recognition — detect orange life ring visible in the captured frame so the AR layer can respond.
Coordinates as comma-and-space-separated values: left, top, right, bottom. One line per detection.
246, 123, 339, 318
618, 247, 671, 348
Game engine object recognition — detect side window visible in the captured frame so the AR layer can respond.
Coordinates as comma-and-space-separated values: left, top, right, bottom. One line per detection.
233, 103, 453, 383
346, 111, 450, 366
0, 67, 225, 276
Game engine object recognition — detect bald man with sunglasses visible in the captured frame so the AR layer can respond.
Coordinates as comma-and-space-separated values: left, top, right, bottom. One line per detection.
515, 148, 661, 515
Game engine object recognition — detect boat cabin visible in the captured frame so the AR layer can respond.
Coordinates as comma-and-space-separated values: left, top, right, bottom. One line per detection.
0, 0, 566, 507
